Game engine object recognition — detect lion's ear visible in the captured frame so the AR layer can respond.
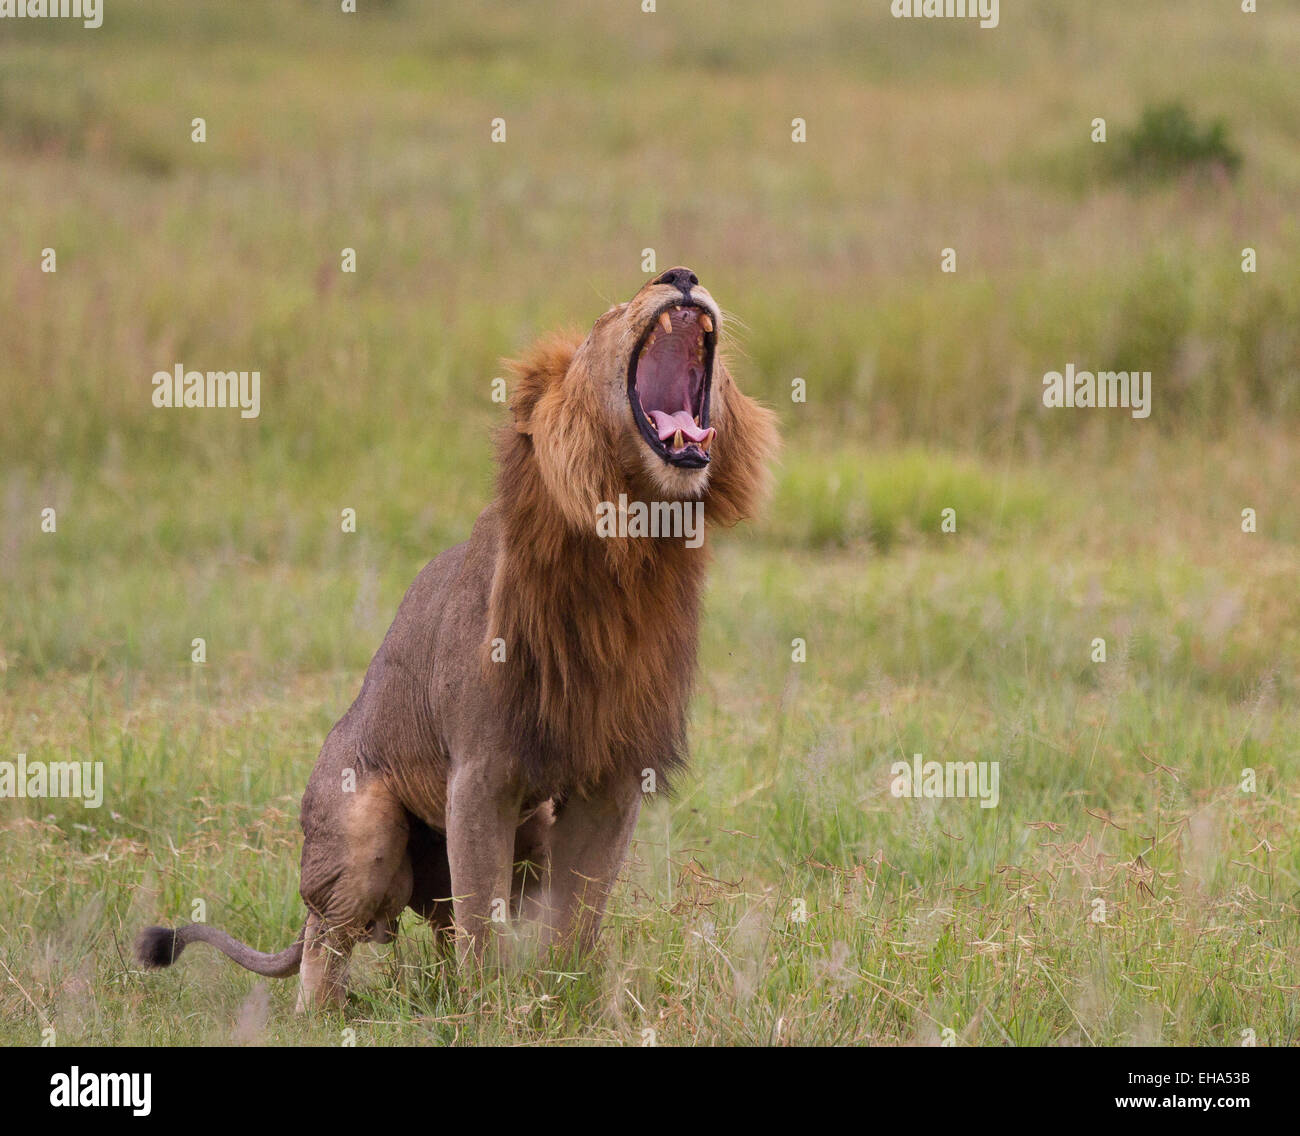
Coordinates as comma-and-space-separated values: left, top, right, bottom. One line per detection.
706, 356, 780, 527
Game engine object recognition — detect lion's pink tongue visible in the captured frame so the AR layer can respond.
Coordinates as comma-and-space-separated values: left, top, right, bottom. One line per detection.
648, 409, 712, 444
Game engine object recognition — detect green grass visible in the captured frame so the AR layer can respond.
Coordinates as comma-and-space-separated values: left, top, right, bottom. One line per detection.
2, 1, 1298, 1046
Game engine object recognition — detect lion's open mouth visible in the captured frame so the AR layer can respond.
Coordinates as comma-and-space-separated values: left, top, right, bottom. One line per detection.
627, 302, 717, 469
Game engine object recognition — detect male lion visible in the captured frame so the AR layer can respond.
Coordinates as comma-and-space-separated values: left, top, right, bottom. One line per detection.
136, 267, 777, 1009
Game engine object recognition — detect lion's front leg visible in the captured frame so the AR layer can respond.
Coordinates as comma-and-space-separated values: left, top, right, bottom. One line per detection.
539, 776, 642, 954
445, 762, 520, 965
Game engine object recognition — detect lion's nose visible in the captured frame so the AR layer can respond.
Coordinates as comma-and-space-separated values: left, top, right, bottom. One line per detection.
654, 266, 699, 296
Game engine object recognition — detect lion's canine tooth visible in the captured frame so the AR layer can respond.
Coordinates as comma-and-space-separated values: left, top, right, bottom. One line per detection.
693, 415, 700, 426
700, 432, 712, 452
699, 313, 713, 333
658, 312, 673, 335
673, 429, 683, 449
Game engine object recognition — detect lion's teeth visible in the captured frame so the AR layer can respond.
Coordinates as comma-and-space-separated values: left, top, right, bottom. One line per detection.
693, 415, 700, 426
673, 429, 683, 449
699, 313, 713, 333
700, 432, 712, 452
659, 312, 673, 335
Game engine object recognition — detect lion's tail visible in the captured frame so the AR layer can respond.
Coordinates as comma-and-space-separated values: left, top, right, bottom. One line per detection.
135, 923, 304, 978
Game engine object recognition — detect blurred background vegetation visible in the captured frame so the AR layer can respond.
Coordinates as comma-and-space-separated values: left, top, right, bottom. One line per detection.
3, 0, 1297, 672
1, 1, 1297, 1045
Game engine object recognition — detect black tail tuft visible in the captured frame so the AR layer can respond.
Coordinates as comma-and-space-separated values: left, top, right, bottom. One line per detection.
135, 925, 184, 969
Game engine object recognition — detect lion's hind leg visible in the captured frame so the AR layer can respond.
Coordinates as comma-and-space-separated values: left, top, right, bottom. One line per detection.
296, 912, 354, 1012
297, 777, 412, 1012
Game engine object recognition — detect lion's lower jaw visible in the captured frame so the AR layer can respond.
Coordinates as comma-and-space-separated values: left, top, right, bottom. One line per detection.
636, 447, 711, 501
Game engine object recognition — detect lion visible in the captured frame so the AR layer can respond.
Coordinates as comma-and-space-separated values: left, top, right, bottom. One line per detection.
136, 267, 778, 1009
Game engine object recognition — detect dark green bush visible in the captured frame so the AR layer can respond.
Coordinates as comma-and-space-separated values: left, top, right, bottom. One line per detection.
1118, 101, 1241, 180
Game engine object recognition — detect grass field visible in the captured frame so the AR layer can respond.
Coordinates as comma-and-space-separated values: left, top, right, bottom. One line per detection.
2, 1, 1298, 1046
